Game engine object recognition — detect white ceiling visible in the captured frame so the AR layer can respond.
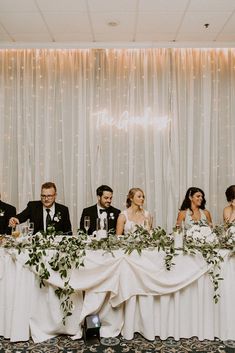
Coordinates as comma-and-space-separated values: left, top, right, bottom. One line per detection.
0, 0, 235, 47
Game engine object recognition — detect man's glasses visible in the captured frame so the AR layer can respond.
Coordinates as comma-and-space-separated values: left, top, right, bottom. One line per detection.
41, 194, 56, 199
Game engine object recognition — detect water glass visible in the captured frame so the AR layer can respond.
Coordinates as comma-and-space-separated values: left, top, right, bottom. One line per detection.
96, 218, 108, 239
21, 224, 29, 237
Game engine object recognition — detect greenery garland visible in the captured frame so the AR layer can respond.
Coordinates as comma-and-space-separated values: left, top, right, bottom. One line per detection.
1, 223, 234, 323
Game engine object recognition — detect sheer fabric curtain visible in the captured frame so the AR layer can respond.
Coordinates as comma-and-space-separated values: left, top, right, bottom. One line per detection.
0, 48, 234, 232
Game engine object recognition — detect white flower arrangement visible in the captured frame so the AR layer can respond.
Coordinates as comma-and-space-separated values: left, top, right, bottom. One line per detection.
109, 212, 114, 220
225, 225, 235, 245
186, 224, 218, 246
213, 223, 235, 248
53, 212, 61, 223
0, 209, 5, 217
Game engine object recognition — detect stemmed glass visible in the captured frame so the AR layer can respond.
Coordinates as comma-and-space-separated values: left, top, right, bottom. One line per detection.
12, 224, 21, 238
84, 216, 90, 234
28, 222, 34, 236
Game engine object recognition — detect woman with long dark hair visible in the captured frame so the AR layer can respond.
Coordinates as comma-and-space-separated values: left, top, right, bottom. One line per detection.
176, 187, 212, 229
223, 185, 235, 223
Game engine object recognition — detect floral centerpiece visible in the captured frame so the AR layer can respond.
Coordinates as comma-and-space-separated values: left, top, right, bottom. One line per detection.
185, 223, 219, 247
184, 223, 223, 303
213, 223, 235, 249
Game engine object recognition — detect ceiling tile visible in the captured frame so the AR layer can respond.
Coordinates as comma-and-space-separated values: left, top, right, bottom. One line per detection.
88, 0, 138, 12
139, 0, 189, 11
188, 0, 235, 12
222, 13, 235, 32
90, 12, 136, 33
11, 32, 53, 41
179, 11, 232, 33
0, 32, 11, 41
36, 0, 87, 12
176, 32, 218, 41
43, 12, 91, 33
135, 32, 176, 41
0, 0, 38, 12
0, 13, 48, 33
94, 32, 134, 41
216, 33, 235, 41
137, 12, 184, 32
54, 32, 93, 41
0, 23, 6, 33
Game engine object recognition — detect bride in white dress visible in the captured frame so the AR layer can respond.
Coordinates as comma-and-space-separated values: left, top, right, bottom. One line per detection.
116, 188, 152, 235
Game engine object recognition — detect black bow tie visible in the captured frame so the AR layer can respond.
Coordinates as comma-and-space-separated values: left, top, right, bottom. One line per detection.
99, 209, 107, 214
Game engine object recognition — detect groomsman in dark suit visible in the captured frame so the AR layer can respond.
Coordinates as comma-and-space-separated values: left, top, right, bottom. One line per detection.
0, 194, 16, 234
80, 185, 121, 235
9, 182, 72, 234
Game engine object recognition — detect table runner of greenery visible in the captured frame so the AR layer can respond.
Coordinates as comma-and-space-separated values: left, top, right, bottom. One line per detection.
1, 223, 234, 323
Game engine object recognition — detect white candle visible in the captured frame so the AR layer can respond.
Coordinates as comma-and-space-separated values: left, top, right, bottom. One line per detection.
174, 232, 183, 248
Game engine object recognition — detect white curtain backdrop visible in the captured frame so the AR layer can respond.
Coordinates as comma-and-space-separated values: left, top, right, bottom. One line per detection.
0, 48, 234, 232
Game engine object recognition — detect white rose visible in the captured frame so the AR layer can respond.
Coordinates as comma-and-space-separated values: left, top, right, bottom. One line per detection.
205, 233, 216, 244
200, 226, 212, 238
193, 231, 202, 241
229, 226, 235, 234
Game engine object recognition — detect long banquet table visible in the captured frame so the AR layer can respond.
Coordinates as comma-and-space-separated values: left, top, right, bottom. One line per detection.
0, 246, 235, 343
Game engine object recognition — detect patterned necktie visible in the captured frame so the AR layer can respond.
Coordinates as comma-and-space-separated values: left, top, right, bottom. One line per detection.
46, 208, 51, 229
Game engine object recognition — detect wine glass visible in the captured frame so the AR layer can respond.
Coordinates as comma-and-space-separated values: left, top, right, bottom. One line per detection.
12, 224, 21, 238
84, 216, 90, 234
28, 222, 34, 236
144, 218, 150, 231
21, 224, 29, 237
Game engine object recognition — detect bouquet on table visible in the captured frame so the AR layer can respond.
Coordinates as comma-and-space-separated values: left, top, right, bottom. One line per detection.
214, 222, 235, 248
185, 223, 219, 247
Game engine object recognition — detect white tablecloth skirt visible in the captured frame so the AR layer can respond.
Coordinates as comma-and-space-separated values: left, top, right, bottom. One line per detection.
0, 248, 234, 342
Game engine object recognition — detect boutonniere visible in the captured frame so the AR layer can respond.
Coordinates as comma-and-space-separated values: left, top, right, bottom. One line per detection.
109, 212, 114, 220
53, 212, 61, 222
0, 209, 5, 217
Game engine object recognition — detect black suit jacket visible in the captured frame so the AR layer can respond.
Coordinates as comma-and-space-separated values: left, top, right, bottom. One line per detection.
16, 201, 72, 235
80, 204, 121, 235
0, 200, 16, 235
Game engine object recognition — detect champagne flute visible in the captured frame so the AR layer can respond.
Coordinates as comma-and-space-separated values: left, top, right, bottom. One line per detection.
84, 216, 90, 234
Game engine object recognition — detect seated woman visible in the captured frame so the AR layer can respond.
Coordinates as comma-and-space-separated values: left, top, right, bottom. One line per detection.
223, 185, 235, 223
176, 187, 212, 229
116, 188, 152, 235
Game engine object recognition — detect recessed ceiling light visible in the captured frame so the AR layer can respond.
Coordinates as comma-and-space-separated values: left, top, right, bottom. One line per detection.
107, 21, 119, 27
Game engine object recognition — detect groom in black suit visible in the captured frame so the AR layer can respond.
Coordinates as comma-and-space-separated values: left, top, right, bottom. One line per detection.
9, 182, 72, 234
80, 185, 120, 235
0, 194, 16, 234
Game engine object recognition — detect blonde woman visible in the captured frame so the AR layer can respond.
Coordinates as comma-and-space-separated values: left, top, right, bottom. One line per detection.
116, 188, 152, 235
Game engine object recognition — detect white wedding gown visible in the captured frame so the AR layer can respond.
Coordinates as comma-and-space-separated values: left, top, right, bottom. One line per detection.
122, 209, 150, 234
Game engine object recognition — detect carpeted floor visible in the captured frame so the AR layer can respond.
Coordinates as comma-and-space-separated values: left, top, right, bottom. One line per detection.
1, 335, 235, 353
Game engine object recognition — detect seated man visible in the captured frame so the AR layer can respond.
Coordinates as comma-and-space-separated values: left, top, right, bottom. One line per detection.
9, 182, 72, 234
80, 185, 121, 235
0, 193, 16, 235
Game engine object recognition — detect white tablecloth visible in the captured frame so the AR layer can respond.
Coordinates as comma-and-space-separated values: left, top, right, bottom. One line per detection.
0, 247, 234, 342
